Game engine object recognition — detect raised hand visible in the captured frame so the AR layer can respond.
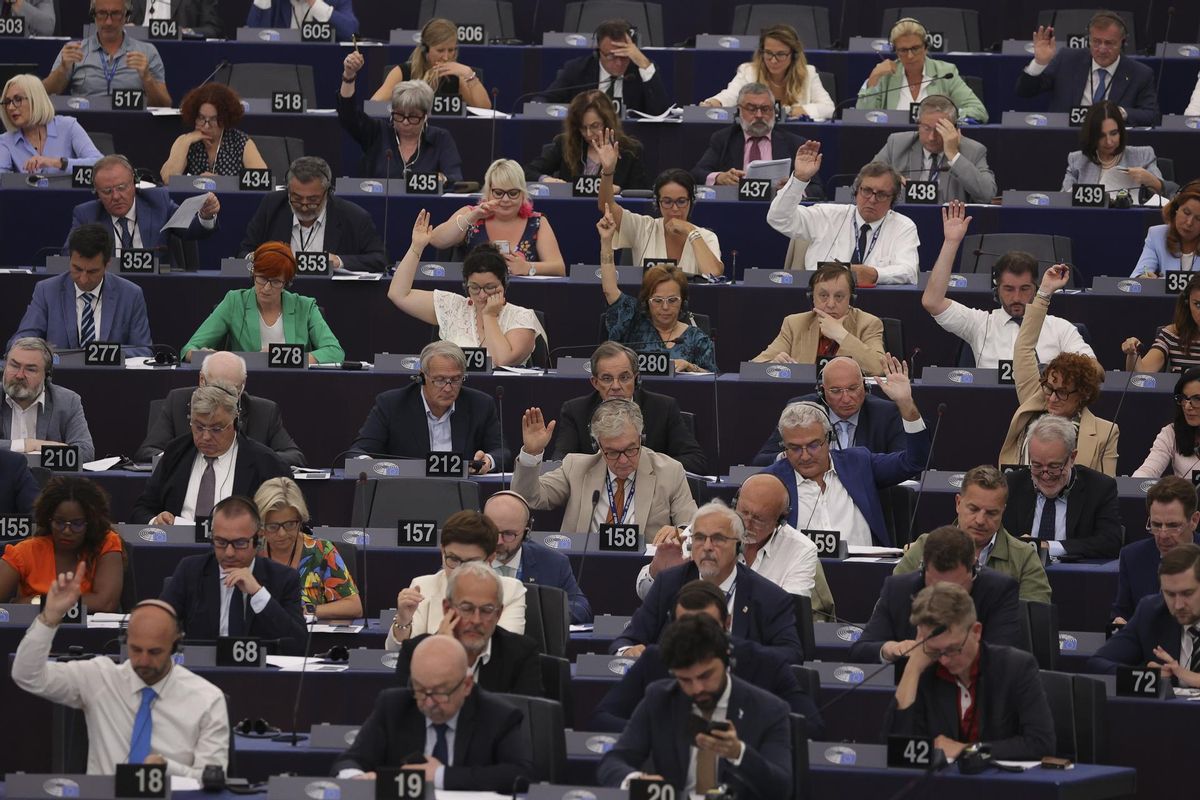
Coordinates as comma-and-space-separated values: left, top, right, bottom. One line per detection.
126, 51, 150, 80
41, 561, 86, 625
521, 407, 556, 456
941, 200, 973, 244
596, 203, 617, 242
1032, 26, 1056, 65
1120, 337, 1141, 356
596, 128, 619, 173
410, 209, 433, 253
59, 42, 84, 69
342, 51, 365, 79
878, 353, 912, 404
792, 140, 822, 182
1039, 263, 1071, 294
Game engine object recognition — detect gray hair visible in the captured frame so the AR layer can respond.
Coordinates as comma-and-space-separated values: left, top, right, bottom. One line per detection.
917, 94, 959, 125
6, 337, 54, 373
189, 384, 239, 418
689, 498, 747, 542
737, 82, 771, 103
590, 341, 638, 376
420, 340, 467, 373
852, 160, 903, 198
286, 156, 332, 189
777, 400, 832, 437
445, 560, 503, 604
391, 79, 434, 115
92, 154, 135, 184
1025, 414, 1078, 453
199, 351, 248, 385
589, 398, 644, 441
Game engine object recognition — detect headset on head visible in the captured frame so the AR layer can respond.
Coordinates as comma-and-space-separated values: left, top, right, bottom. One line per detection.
917, 558, 981, 584
887, 16, 927, 53
731, 484, 791, 541
789, 399, 835, 444
814, 358, 867, 404
89, 0, 132, 22
122, 599, 184, 654
486, 489, 535, 536
851, 169, 902, 209
1087, 10, 1127, 52
588, 398, 647, 451
807, 262, 857, 304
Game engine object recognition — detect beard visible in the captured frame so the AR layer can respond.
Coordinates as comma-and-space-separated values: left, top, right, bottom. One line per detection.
737, 115, 773, 139
3, 377, 39, 403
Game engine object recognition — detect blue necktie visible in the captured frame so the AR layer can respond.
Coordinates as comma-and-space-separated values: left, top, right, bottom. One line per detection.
127, 687, 157, 763
80, 292, 96, 346
1036, 497, 1058, 541
432, 723, 449, 764
837, 420, 853, 450
1091, 69, 1108, 104
117, 217, 133, 251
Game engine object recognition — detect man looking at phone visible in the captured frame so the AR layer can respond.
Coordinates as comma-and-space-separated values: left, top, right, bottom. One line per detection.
598, 613, 792, 799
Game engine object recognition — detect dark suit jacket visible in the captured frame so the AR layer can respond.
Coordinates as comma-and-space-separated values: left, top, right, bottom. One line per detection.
336, 94, 463, 182
752, 392, 905, 465
1090, 593, 1182, 674
394, 629, 542, 696
130, 433, 290, 523
611, 562, 804, 664
524, 134, 649, 189
690, 123, 824, 199
237, 192, 387, 273
66, 187, 216, 260
331, 687, 534, 791
9, 272, 152, 357
885, 642, 1056, 760
129, 0, 221, 37
518, 538, 592, 624
1015, 49, 1159, 126
159, 552, 308, 655
350, 383, 508, 469
1110, 536, 1200, 620
535, 54, 669, 115
1002, 466, 1123, 559
591, 638, 823, 737
0, 449, 38, 514
135, 387, 305, 467
849, 569, 1024, 662
762, 423, 930, 547
597, 675, 792, 800
247, 0, 357, 40
551, 387, 706, 474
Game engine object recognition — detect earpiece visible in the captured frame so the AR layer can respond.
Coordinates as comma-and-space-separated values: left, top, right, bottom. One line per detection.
413, 371, 427, 385
487, 489, 535, 534
806, 263, 857, 304
814, 361, 867, 405
123, 599, 184, 654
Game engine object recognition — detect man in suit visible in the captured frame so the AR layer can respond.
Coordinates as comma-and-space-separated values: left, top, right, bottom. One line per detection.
598, 613, 792, 799
1112, 476, 1200, 623
12, 224, 152, 357
551, 341, 705, 473
612, 499, 804, 664
691, 83, 822, 198
852, 526, 1024, 663
514, 398, 697, 534
534, 18, 669, 115
0, 449, 38, 513
1091, 544, 1200, 684
135, 351, 305, 466
871, 94, 996, 204
334, 635, 534, 790
894, 465, 1052, 603
1016, 12, 1159, 127
761, 355, 928, 547
593, 579, 823, 736
393, 561, 541, 696
484, 490, 592, 623
248, 0, 358, 41
131, 0, 221, 37
160, 495, 308, 655
2, 337, 94, 462
64, 155, 219, 266
131, 385, 289, 524
350, 342, 507, 472
752, 358, 904, 465
886, 582, 1055, 760
1003, 415, 1122, 559
238, 156, 386, 273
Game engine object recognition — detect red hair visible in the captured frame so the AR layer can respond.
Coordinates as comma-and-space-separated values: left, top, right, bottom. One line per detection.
253, 241, 296, 282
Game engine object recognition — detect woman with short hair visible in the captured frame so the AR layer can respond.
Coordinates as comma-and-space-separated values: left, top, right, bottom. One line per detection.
0, 74, 102, 174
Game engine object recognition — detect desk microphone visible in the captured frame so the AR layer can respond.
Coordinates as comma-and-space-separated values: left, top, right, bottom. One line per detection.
488, 87, 500, 168
356, 471, 370, 622
833, 73, 953, 117
494, 385, 508, 489
546, 339, 682, 365
905, 402, 946, 543
509, 76, 617, 115
574, 490, 603, 590
273, 616, 318, 744
1153, 8, 1176, 99
196, 59, 232, 89
383, 150, 392, 269
815, 624, 947, 715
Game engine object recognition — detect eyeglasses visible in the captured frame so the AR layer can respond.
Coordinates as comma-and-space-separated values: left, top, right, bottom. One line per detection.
213, 537, 256, 551
190, 420, 233, 436
581, 121, 606, 134
391, 111, 426, 125
824, 385, 863, 398
922, 631, 971, 660
895, 44, 926, 56
425, 375, 465, 388
601, 445, 640, 462
1147, 521, 1188, 533
50, 518, 87, 532
1176, 394, 1200, 408
760, 48, 792, 62
263, 519, 302, 533
1039, 381, 1079, 401
598, 49, 628, 62
595, 373, 635, 386
782, 440, 827, 457
691, 532, 738, 547
465, 283, 502, 296
411, 677, 466, 703
857, 187, 895, 202
648, 296, 682, 308
739, 103, 774, 117
0, 95, 28, 108
658, 197, 691, 209
93, 10, 126, 20
1029, 461, 1068, 477
497, 530, 524, 542
196, 114, 220, 128
444, 552, 484, 569
253, 275, 284, 289
288, 193, 326, 209
96, 182, 132, 197
489, 188, 523, 200
451, 601, 499, 618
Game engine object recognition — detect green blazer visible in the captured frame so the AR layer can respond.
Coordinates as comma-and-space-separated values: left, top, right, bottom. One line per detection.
893, 527, 1051, 603
182, 288, 345, 364
855, 56, 989, 123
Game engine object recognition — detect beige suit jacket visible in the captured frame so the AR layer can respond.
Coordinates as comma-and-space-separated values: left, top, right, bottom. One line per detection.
751, 307, 886, 375
383, 569, 527, 651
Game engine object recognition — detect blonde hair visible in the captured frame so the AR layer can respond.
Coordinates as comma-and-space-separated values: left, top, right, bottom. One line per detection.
751, 25, 809, 106
2, 74, 54, 132
253, 477, 311, 523
889, 17, 928, 45
411, 18, 457, 85
481, 158, 528, 203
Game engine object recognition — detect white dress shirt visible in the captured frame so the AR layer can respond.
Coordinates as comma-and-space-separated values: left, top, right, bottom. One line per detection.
110, 199, 143, 254
338, 708, 461, 786
252, 0, 334, 25
421, 394, 455, 453
74, 279, 104, 343
5, 389, 45, 453
290, 208, 327, 254
1180, 624, 1200, 671
598, 62, 657, 101
140, 0, 171, 24
180, 440, 238, 520
12, 617, 229, 779
890, 63, 933, 110
1186, 71, 1200, 116
766, 176, 920, 284
217, 558, 272, 636
931, 301, 1096, 369
794, 466, 874, 548
1031, 494, 1069, 558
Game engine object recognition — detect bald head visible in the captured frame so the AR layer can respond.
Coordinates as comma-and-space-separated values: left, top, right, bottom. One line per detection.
127, 600, 181, 686
820, 356, 867, 419
483, 492, 531, 562
199, 351, 248, 393
736, 474, 790, 545
412, 634, 469, 683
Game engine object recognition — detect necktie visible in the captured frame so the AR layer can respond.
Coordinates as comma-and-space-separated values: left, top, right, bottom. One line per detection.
227, 587, 247, 636
1036, 497, 1058, 541
1092, 69, 1108, 104
607, 477, 626, 524
747, 137, 764, 165
80, 292, 96, 346
1190, 627, 1200, 673
195, 456, 217, 518
117, 216, 133, 251
928, 155, 941, 185
694, 709, 718, 794
495, 563, 516, 578
604, 74, 616, 99
836, 420, 854, 450
855, 223, 870, 263
127, 687, 157, 763
432, 723, 450, 764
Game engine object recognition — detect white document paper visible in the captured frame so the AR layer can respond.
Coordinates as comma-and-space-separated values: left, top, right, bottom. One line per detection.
82, 456, 123, 472
160, 193, 209, 231
746, 158, 791, 182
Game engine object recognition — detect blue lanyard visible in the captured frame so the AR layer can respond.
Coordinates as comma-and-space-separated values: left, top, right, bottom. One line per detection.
605, 474, 635, 524
851, 217, 884, 264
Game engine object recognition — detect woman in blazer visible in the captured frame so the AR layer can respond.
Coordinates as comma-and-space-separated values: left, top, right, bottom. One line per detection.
701, 24, 835, 121
856, 18, 987, 122
1061, 101, 1174, 200
525, 90, 648, 190
1130, 182, 1200, 277
182, 242, 345, 364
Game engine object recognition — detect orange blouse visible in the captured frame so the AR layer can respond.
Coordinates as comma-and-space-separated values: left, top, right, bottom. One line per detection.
2, 531, 124, 600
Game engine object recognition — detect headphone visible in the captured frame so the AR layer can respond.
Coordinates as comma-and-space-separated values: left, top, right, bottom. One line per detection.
234, 718, 282, 737
122, 599, 184, 655
1087, 10, 1127, 52
486, 489, 535, 537
789, 400, 835, 444
851, 168, 902, 209
917, 558, 981, 584
888, 16, 927, 50
731, 484, 791, 536
89, 0, 132, 22
419, 19, 433, 53
989, 255, 1040, 307
807, 262, 857, 304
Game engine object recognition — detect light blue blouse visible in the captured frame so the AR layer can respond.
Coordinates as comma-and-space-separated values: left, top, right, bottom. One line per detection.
0, 116, 103, 174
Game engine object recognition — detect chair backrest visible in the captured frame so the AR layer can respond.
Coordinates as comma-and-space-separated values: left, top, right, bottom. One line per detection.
960, 233, 1075, 286
89, 131, 116, 156
1023, 599, 1060, 670
52, 704, 88, 773
731, 4, 833, 50
166, 233, 201, 271
213, 63, 317, 108
119, 538, 138, 611
881, 7, 981, 52
254, 135, 305, 185
524, 583, 548, 654
350, 478, 482, 527
538, 653, 573, 726
790, 594, 815, 663
1071, 673, 1108, 763
679, 411, 696, 437
881, 317, 905, 359
330, 538, 361, 586
878, 484, 915, 545
790, 664, 821, 699
494, 694, 567, 782
789, 711, 810, 800
1158, 157, 1176, 183
421, 0, 516, 40
783, 237, 811, 269
562, 1, 664, 47
961, 74, 985, 107
535, 583, 570, 658
816, 70, 837, 106
1038, 669, 1079, 760
1036, 9, 1137, 53
689, 311, 713, 338
30, 465, 52, 488
530, 309, 551, 369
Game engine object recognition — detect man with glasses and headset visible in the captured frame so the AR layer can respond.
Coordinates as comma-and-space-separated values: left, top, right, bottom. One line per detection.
535, 18, 669, 115
238, 155, 387, 273
1111, 476, 1200, 625
159, 495, 308, 655
349, 341, 507, 472
131, 385, 289, 525
550, 341, 706, 473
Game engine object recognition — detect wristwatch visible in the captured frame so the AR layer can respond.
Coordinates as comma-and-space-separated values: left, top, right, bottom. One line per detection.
528, 265, 537, 276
